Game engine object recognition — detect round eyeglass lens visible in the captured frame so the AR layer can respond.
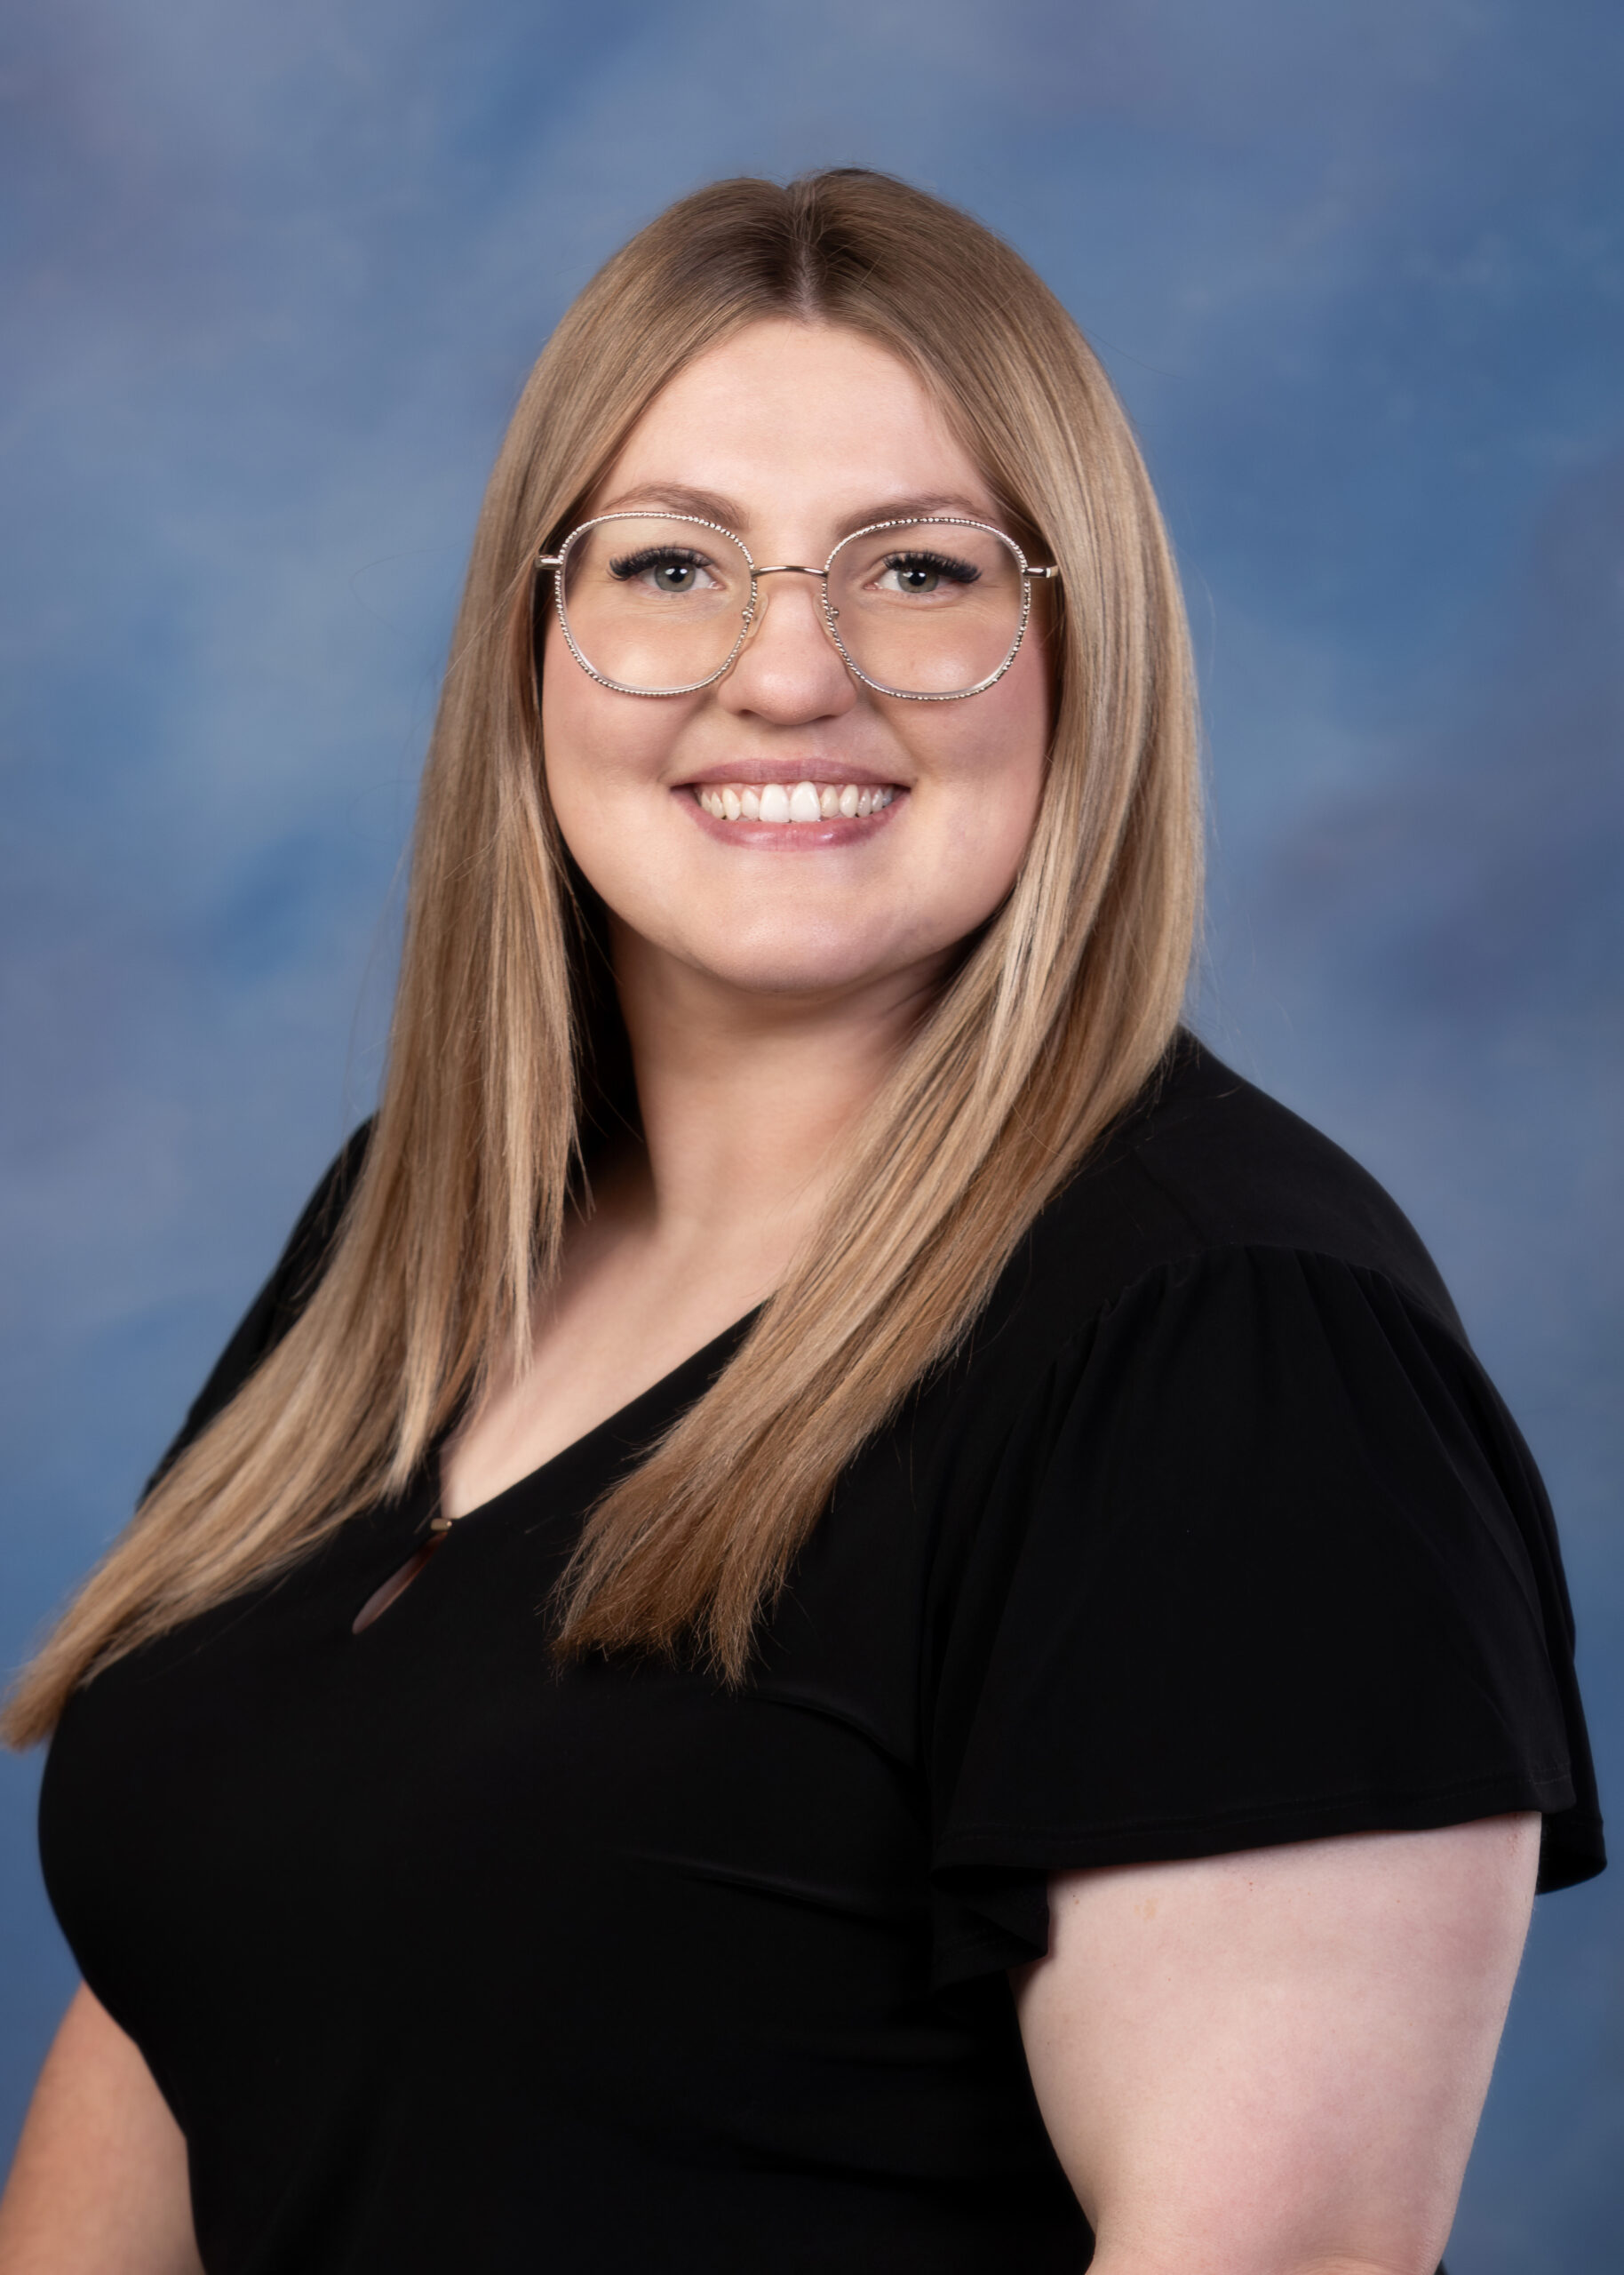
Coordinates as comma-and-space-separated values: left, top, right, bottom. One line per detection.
826, 520, 1028, 697
559, 515, 753, 693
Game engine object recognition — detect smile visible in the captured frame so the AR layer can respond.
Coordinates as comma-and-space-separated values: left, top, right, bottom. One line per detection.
693, 781, 899, 823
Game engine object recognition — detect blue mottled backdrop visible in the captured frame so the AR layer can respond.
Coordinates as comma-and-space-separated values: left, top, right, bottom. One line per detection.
2, 3, 1619, 2262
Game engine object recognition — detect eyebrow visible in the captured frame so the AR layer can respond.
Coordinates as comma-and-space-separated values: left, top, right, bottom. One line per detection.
590, 483, 998, 534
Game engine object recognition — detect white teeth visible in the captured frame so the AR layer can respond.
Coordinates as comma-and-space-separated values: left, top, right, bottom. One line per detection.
697, 783, 897, 824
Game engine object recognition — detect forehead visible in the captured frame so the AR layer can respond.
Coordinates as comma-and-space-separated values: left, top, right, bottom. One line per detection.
588, 318, 999, 538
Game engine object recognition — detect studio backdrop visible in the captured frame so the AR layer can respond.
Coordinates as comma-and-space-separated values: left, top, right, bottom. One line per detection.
2, 5, 1619, 2266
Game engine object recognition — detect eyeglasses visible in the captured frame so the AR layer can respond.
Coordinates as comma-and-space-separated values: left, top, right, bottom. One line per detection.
536, 512, 1059, 701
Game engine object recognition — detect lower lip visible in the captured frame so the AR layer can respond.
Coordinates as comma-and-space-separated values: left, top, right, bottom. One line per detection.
680, 788, 906, 849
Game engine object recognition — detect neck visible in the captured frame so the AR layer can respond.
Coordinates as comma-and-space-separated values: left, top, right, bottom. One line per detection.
601, 920, 942, 1289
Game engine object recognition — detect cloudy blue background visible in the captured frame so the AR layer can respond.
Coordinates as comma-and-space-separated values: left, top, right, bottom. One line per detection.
2, 0, 1620, 2260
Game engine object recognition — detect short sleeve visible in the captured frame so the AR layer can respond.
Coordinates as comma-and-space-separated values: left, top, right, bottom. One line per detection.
927, 1243, 1604, 1986
143, 1121, 374, 1494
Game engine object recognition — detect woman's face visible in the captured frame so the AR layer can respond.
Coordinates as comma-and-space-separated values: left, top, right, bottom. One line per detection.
541, 319, 1053, 1010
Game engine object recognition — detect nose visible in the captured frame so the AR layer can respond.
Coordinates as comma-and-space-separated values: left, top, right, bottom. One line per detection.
718, 569, 856, 723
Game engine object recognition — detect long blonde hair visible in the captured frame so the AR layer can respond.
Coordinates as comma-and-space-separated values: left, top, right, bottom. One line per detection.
4, 169, 1200, 1744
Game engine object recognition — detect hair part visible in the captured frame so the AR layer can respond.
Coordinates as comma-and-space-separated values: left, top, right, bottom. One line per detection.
5, 168, 1200, 1744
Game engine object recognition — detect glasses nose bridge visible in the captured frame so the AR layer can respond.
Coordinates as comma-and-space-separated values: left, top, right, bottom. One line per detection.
752, 562, 826, 579
742, 560, 840, 659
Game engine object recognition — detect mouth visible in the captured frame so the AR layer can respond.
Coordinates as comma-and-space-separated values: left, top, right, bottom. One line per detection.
692, 779, 899, 824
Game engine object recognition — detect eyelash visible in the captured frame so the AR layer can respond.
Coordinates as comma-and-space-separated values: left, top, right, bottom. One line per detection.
881, 550, 981, 585
608, 546, 712, 579
604, 545, 981, 584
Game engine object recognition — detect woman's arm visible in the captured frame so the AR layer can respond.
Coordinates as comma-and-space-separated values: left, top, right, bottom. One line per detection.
0, 1984, 202, 2275
1015, 1815, 1539, 2275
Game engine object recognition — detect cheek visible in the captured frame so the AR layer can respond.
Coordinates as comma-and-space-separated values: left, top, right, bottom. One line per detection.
881, 718, 1046, 962
921, 636, 1050, 831
936, 646, 1051, 908
933, 779, 1042, 940
541, 627, 616, 797
539, 635, 682, 848
539, 652, 649, 926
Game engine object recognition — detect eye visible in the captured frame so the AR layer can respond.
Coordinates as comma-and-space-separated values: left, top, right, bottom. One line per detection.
607, 545, 719, 595
875, 549, 982, 598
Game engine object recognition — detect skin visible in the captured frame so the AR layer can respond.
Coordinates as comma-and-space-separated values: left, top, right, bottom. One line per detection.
0, 1984, 200, 2273
1019, 1820, 1539, 2275
0, 321, 1540, 2268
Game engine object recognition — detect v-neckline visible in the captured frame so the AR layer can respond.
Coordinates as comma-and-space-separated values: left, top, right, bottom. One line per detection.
430, 1306, 763, 1532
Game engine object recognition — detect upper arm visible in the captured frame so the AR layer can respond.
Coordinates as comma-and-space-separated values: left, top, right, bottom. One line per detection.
1014, 1815, 1539, 2275
0, 1983, 202, 2275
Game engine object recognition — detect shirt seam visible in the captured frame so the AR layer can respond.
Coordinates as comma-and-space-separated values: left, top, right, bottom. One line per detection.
1039, 1237, 1468, 1385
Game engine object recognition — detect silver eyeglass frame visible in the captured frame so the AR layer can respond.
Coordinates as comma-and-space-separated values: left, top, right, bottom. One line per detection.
535, 510, 1060, 701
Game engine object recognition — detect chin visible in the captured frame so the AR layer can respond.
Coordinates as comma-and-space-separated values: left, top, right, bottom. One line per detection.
697, 942, 906, 998
664, 908, 912, 998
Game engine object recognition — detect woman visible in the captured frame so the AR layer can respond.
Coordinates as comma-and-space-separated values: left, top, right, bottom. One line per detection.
0, 171, 1602, 2274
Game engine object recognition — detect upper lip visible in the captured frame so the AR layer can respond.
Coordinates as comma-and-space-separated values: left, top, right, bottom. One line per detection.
675, 761, 904, 789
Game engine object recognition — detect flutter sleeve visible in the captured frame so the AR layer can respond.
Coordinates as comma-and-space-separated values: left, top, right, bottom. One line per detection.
927, 1242, 1604, 1986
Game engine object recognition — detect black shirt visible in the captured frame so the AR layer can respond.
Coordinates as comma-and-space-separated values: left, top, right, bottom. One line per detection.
39, 1039, 1603, 2273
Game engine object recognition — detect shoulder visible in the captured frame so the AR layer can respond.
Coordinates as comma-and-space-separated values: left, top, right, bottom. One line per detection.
1002, 1033, 1463, 1346
912, 1039, 1605, 1922
256, 1116, 377, 1339
146, 1118, 376, 1490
